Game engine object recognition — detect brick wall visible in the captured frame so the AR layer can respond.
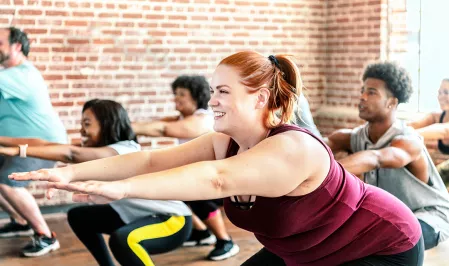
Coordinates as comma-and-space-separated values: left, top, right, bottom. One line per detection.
315, 0, 388, 136
0, 0, 327, 205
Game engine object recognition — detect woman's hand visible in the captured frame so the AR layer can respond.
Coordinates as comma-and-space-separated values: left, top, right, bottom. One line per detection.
48, 181, 128, 204
9, 167, 73, 199
0, 147, 19, 156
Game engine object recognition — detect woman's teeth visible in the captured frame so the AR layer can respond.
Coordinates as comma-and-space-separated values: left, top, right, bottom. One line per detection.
214, 112, 225, 117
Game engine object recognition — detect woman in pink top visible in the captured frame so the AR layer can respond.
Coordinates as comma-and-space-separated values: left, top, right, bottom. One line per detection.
10, 51, 423, 265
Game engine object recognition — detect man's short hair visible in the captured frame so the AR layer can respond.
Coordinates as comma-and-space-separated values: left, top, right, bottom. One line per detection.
362, 62, 413, 104
8, 27, 30, 56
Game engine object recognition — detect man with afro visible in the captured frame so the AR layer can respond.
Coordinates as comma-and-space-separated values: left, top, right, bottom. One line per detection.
325, 62, 449, 250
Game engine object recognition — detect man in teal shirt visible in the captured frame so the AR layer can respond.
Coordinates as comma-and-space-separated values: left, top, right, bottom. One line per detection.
0, 27, 66, 256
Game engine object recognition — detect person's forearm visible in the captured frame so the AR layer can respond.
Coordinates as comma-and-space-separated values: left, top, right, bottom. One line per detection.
0, 136, 51, 147
25, 145, 76, 163
66, 151, 153, 182
123, 161, 225, 201
416, 124, 449, 140
132, 122, 166, 137
338, 150, 379, 176
0, 144, 80, 163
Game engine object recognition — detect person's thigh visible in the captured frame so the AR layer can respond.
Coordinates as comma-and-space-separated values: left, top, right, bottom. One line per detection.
186, 200, 219, 220
241, 248, 286, 266
341, 236, 424, 266
0, 156, 55, 187
67, 204, 125, 235
109, 215, 192, 266
418, 219, 440, 250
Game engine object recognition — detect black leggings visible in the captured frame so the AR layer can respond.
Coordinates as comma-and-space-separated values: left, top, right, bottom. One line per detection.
242, 236, 424, 266
185, 199, 223, 220
67, 204, 192, 266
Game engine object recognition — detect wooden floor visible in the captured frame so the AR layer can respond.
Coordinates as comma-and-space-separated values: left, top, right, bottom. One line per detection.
0, 214, 448, 266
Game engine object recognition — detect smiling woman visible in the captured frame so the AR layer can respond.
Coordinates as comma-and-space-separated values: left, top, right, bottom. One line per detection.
409, 78, 449, 185
10, 51, 425, 266
0, 99, 193, 266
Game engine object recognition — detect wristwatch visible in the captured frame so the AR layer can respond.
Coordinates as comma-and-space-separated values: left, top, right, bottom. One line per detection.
19, 144, 28, 158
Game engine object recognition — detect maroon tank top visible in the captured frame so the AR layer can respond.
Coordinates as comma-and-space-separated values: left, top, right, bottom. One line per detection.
224, 124, 421, 266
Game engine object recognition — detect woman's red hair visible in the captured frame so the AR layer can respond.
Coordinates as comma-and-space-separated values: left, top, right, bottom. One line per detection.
219, 51, 302, 128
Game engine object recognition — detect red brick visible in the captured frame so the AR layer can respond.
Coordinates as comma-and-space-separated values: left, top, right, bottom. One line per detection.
99, 12, 119, 18
52, 101, 74, 107
65, 20, 89, 26
67, 39, 89, 45
46, 10, 69, 16
123, 13, 142, 19
72, 11, 94, 17
18, 9, 42, 15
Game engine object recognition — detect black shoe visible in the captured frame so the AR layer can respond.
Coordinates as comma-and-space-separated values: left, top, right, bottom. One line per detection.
183, 229, 217, 247
207, 239, 240, 261
0, 219, 34, 238
22, 232, 60, 257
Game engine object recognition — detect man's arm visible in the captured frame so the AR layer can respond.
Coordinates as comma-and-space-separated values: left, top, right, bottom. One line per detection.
133, 114, 213, 138
407, 113, 436, 129
339, 136, 422, 176
415, 124, 449, 141
324, 129, 352, 153
0, 136, 56, 147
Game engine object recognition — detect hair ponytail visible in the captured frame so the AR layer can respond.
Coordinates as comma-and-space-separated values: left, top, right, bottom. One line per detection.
219, 51, 301, 128
266, 54, 302, 127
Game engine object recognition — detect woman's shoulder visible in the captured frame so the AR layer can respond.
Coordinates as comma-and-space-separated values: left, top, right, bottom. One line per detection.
433, 111, 445, 123
107, 140, 141, 155
193, 108, 213, 116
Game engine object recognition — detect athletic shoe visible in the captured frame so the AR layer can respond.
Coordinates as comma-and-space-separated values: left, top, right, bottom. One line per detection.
21, 232, 60, 257
207, 239, 240, 261
0, 219, 34, 238
183, 229, 217, 247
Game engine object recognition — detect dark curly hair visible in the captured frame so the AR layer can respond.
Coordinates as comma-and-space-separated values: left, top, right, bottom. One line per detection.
8, 27, 30, 56
82, 99, 137, 147
362, 62, 413, 104
171, 75, 210, 110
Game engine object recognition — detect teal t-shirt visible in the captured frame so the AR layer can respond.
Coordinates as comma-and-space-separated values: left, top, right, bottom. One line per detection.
0, 61, 67, 143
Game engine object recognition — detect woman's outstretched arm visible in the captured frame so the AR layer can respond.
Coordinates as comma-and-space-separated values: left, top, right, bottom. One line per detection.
34, 132, 327, 204
10, 133, 217, 184
0, 144, 120, 164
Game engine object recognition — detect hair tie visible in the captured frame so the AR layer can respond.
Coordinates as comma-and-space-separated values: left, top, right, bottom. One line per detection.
268, 55, 281, 69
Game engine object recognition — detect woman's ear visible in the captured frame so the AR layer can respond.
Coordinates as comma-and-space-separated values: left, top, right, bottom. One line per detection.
256, 88, 270, 109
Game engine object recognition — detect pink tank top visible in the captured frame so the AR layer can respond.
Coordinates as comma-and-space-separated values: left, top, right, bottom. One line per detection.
224, 124, 421, 266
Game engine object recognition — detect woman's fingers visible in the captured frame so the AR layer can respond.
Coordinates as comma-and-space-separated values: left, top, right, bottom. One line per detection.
46, 181, 124, 203
46, 188, 56, 199
9, 170, 47, 181
9, 169, 59, 182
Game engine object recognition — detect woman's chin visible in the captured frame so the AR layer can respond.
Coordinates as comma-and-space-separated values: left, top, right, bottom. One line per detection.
213, 123, 226, 133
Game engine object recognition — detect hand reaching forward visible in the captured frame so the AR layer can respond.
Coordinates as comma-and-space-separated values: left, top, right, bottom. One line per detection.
48, 181, 128, 204
9, 168, 71, 199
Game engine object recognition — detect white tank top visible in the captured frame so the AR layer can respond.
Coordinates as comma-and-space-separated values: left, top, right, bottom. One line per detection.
178, 108, 214, 144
